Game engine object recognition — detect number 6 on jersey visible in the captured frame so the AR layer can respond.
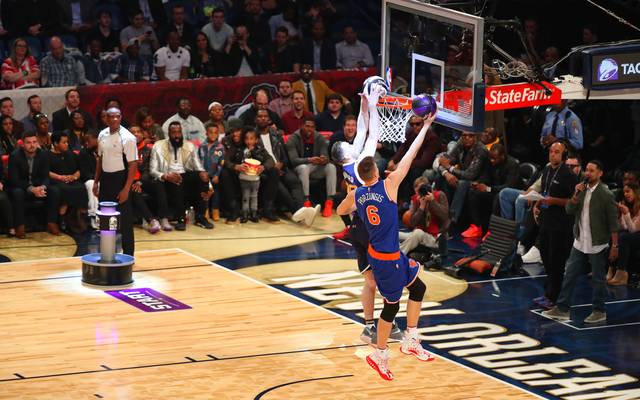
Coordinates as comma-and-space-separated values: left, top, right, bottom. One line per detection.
366, 205, 380, 225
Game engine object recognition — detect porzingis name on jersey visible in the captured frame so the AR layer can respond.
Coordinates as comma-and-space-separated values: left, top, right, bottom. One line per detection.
357, 191, 384, 205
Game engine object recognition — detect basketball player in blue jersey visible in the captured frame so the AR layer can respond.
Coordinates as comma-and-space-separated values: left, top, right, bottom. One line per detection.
337, 110, 438, 381
331, 80, 403, 344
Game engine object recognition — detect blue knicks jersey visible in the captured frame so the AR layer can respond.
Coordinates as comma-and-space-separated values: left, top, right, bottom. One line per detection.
355, 180, 399, 254
343, 162, 362, 192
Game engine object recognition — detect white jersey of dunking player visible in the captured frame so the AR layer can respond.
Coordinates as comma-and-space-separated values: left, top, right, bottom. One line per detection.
341, 85, 384, 192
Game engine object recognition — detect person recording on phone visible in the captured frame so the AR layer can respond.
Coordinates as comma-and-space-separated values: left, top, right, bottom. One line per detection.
543, 159, 619, 324
120, 9, 160, 59
399, 176, 449, 260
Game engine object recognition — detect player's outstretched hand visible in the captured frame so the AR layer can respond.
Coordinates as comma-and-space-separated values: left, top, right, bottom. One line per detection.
366, 83, 385, 107
423, 108, 437, 125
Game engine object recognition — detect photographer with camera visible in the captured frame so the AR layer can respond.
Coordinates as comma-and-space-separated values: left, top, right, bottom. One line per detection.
399, 177, 450, 261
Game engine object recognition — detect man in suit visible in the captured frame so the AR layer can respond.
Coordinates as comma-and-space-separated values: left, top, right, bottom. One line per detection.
285, 115, 336, 217
299, 20, 336, 71
292, 64, 349, 114
8, 132, 61, 238
51, 89, 94, 134
164, 4, 195, 49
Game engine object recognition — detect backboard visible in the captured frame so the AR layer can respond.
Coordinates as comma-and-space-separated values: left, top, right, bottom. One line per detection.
382, 0, 485, 132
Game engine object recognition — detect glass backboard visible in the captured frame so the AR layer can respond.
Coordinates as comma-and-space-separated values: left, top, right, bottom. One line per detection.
382, 0, 485, 132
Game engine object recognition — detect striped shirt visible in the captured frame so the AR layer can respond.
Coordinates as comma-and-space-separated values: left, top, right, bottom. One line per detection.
40, 54, 81, 87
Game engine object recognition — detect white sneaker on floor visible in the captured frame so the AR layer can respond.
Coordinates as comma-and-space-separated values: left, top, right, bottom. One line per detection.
400, 336, 435, 362
366, 348, 393, 381
301, 205, 320, 227
522, 245, 541, 264
160, 218, 173, 231
148, 219, 161, 234
292, 207, 306, 223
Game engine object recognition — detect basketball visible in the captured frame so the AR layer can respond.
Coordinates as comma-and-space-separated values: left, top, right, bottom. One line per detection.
402, 210, 412, 227
411, 94, 437, 118
362, 75, 389, 97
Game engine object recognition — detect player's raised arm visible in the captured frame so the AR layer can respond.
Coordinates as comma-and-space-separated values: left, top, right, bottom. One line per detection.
337, 187, 357, 215
358, 84, 384, 162
386, 111, 437, 195
351, 93, 369, 156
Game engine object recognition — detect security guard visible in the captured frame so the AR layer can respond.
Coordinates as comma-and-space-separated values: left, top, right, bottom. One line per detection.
93, 108, 137, 256
540, 99, 584, 151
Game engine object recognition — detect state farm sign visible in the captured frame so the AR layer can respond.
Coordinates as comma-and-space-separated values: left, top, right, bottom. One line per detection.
485, 81, 561, 111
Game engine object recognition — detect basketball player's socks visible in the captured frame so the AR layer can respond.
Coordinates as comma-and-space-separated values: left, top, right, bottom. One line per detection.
365, 319, 375, 328
376, 346, 390, 357
406, 326, 419, 340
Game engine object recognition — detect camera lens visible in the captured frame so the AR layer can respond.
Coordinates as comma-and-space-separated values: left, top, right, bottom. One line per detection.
418, 184, 430, 196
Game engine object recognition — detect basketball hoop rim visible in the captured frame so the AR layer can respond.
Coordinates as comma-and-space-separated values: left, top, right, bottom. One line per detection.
376, 95, 413, 111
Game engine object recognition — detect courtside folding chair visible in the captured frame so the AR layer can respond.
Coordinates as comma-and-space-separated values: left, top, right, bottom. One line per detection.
445, 215, 518, 278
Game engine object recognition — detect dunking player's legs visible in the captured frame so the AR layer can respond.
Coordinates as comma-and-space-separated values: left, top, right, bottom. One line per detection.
400, 278, 433, 361
368, 277, 433, 380
375, 277, 426, 350
405, 278, 426, 330
376, 301, 396, 350
362, 270, 376, 323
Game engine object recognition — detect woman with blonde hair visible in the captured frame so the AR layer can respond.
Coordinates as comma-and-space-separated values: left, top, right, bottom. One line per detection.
609, 182, 640, 285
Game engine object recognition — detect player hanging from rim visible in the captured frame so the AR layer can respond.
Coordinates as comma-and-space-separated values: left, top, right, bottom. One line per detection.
337, 106, 438, 381
330, 78, 403, 344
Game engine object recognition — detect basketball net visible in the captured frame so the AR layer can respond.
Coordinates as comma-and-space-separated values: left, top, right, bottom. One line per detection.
376, 95, 413, 143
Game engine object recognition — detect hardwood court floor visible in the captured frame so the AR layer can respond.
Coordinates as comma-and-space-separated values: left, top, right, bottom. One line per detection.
0, 249, 538, 399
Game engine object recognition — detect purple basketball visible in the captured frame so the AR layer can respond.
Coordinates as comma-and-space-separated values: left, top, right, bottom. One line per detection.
411, 94, 437, 118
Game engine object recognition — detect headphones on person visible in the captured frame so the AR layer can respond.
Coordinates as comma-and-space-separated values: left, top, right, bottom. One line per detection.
551, 139, 569, 161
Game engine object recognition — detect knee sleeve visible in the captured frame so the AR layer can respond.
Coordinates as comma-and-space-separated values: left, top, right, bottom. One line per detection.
380, 300, 399, 323
408, 277, 426, 302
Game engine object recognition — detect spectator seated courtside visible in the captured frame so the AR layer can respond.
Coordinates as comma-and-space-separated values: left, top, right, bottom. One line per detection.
9, 132, 61, 239
285, 115, 337, 217
150, 121, 213, 231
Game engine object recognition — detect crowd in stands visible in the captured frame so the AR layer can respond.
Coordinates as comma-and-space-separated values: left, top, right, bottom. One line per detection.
0, 0, 376, 88
0, 1, 638, 306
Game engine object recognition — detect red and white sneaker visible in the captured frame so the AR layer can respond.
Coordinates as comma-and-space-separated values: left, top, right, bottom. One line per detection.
366, 349, 393, 381
400, 336, 435, 362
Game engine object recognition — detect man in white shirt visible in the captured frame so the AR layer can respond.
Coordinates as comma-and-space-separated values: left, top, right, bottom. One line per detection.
162, 97, 206, 144
154, 31, 190, 81
201, 7, 233, 52
93, 108, 138, 256
543, 159, 619, 325
335, 25, 374, 69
